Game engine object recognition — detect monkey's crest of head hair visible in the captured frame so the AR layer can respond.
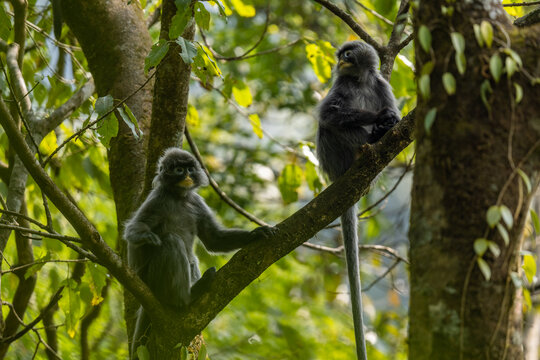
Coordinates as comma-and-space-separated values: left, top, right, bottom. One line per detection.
152, 148, 209, 189
336, 41, 379, 76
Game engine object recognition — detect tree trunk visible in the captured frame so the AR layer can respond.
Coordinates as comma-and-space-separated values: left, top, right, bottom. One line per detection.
409, 1, 540, 359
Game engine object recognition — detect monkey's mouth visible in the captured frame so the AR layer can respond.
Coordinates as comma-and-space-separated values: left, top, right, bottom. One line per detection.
338, 60, 353, 69
177, 176, 194, 187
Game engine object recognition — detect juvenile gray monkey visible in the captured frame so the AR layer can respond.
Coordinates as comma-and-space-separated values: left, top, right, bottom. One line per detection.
124, 148, 274, 355
316, 41, 400, 360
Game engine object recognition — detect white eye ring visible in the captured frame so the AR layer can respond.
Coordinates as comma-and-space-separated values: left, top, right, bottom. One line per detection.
344, 50, 353, 58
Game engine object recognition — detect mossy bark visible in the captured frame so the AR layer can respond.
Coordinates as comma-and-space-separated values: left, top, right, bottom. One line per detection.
409, 2, 540, 359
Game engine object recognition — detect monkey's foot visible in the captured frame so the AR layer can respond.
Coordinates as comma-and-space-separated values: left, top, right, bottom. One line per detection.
250, 226, 278, 240
190, 267, 217, 302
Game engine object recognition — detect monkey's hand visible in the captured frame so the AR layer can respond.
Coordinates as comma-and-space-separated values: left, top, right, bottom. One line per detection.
144, 232, 162, 246
377, 107, 400, 127
250, 226, 277, 241
190, 267, 216, 302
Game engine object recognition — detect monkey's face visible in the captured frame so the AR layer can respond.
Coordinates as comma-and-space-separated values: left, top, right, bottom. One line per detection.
336, 41, 379, 76
156, 149, 208, 190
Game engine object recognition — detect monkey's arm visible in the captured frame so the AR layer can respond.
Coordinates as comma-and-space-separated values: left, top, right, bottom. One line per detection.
124, 198, 162, 246
194, 195, 274, 252
320, 99, 381, 129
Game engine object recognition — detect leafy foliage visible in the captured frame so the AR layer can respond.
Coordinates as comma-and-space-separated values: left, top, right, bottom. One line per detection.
0, 0, 415, 358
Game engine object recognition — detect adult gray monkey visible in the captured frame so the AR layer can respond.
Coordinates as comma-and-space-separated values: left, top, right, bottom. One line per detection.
124, 148, 275, 357
316, 41, 400, 360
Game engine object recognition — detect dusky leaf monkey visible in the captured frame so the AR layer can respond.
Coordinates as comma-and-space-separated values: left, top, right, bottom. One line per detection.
316, 41, 400, 360
124, 148, 275, 356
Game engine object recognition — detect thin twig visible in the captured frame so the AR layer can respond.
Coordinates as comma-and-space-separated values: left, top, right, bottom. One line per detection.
362, 259, 401, 291
191, 76, 302, 156
303, 242, 409, 264
0, 287, 64, 344
0, 209, 49, 230
503, 1, 540, 6
353, 0, 394, 26
2, 259, 88, 275
313, 0, 382, 53
202, 1, 272, 61
185, 127, 269, 227
0, 223, 81, 243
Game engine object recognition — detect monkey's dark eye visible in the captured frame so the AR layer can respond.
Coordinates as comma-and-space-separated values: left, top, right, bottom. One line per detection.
174, 167, 185, 175
343, 50, 353, 59
187, 167, 195, 174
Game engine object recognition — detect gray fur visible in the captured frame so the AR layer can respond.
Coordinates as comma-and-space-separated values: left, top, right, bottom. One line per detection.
124, 148, 274, 357
316, 42, 400, 360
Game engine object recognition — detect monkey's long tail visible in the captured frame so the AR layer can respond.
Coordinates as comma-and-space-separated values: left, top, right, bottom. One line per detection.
341, 206, 368, 360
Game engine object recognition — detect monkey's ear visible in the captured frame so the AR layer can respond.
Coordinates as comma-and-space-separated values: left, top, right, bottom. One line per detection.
198, 171, 209, 187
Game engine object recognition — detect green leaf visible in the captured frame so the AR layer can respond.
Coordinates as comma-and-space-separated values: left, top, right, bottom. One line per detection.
232, 81, 252, 107
510, 271, 522, 288
192, 45, 222, 84
169, 2, 191, 40
230, 0, 255, 17
39, 131, 58, 155
87, 263, 107, 306
503, 48, 523, 68
488, 241, 501, 258
505, 57, 517, 78
211, 0, 228, 17
145, 40, 170, 73
59, 279, 81, 338
480, 21, 493, 48
530, 210, 540, 234
473, 238, 488, 256
305, 43, 334, 83
95, 95, 114, 115
117, 105, 142, 140
480, 80, 493, 110
522, 254, 536, 284
473, 24, 484, 47
305, 161, 323, 196
198, 343, 208, 360
418, 25, 431, 53
455, 52, 466, 75
497, 223, 509, 246
0, 6, 12, 41
278, 164, 303, 204
486, 205, 501, 228
514, 83, 523, 104
442, 72, 456, 95
489, 54, 503, 83
175, 37, 198, 65
420, 61, 435, 76
450, 32, 465, 54
424, 107, 437, 135
524, 288, 532, 310
500, 205, 513, 229
186, 104, 200, 127
248, 114, 263, 139
477, 257, 491, 281
195, 3, 211, 30
418, 74, 430, 100
180, 346, 189, 360
137, 345, 150, 360
24, 252, 51, 279
96, 113, 119, 148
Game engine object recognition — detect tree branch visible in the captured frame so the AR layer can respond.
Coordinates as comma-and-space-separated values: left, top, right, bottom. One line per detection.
0, 93, 166, 325
312, 0, 382, 53
172, 109, 416, 344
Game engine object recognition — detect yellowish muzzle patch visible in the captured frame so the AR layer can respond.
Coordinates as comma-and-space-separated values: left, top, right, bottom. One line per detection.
177, 176, 194, 187
338, 60, 353, 69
